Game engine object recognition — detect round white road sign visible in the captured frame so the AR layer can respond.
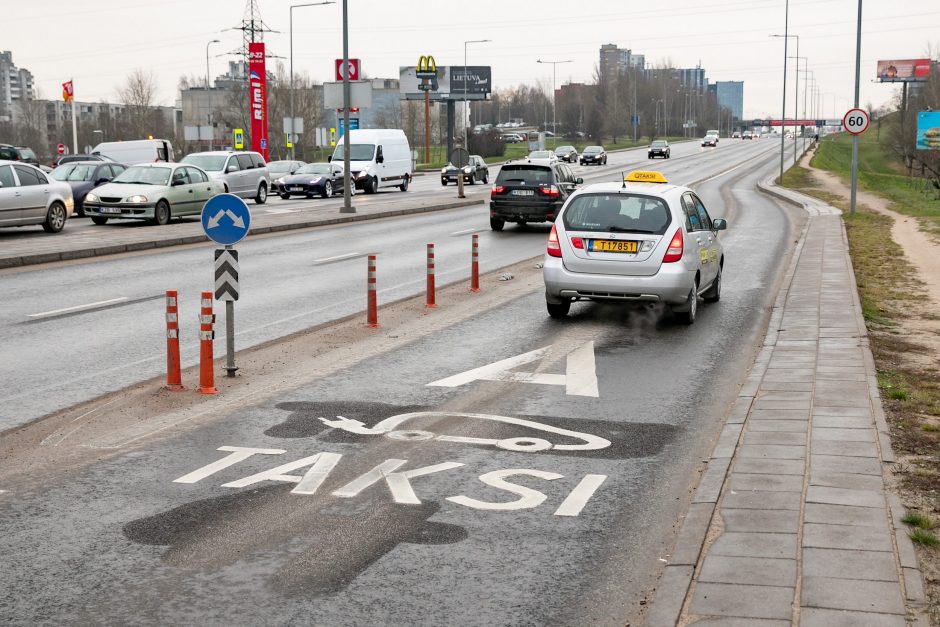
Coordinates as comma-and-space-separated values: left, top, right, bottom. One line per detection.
843, 108, 870, 135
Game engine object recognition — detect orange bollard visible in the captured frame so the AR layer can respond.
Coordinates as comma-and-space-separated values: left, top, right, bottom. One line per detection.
165, 290, 185, 391
470, 233, 480, 293
198, 291, 218, 394
426, 243, 437, 308
367, 254, 379, 328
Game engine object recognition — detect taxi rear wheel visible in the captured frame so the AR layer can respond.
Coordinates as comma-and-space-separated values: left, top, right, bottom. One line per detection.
546, 299, 570, 319
674, 285, 698, 325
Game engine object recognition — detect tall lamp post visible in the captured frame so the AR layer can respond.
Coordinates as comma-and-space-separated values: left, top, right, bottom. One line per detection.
788, 55, 807, 162
537, 58, 572, 149
463, 39, 490, 148
290, 1, 334, 160
771, 27, 798, 182
205, 39, 220, 150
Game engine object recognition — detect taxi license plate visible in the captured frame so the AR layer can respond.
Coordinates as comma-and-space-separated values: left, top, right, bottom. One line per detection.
590, 239, 638, 253
511, 189, 534, 196
100, 207, 121, 214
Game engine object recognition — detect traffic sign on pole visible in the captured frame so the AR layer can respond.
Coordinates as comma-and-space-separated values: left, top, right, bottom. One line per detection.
843, 108, 870, 135
214, 249, 240, 301
201, 194, 252, 246
56, 143, 66, 155
335, 58, 360, 81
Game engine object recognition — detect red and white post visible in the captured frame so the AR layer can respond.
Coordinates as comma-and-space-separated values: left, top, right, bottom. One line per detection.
165, 290, 184, 391
426, 243, 437, 308
198, 291, 218, 395
367, 254, 379, 328
470, 233, 480, 293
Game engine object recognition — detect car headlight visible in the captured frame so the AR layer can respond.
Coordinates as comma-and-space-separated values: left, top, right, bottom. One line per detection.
441, 167, 448, 174
127, 195, 148, 203
357, 171, 369, 179
276, 177, 285, 184
462, 166, 472, 173
85, 192, 99, 203
309, 177, 322, 184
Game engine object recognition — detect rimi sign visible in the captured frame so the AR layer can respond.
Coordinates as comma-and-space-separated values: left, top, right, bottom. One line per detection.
248, 42, 269, 160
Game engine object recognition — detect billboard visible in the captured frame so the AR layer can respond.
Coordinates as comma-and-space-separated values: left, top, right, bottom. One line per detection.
399, 65, 492, 101
248, 42, 268, 160
916, 111, 940, 151
400, 65, 451, 99
876, 59, 931, 83
450, 66, 492, 96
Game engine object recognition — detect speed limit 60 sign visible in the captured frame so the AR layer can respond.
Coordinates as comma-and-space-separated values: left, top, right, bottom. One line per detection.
843, 108, 870, 135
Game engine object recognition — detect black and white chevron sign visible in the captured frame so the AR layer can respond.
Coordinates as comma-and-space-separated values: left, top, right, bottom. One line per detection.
214, 249, 240, 301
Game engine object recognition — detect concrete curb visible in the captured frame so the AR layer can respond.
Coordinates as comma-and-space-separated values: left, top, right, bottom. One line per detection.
0, 198, 484, 269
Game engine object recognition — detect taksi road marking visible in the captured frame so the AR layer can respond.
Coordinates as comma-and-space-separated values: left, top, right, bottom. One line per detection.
174, 447, 607, 516
427, 341, 599, 397
319, 411, 611, 453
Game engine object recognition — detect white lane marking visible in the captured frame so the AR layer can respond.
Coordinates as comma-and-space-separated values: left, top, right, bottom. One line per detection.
428, 341, 600, 397
312, 252, 363, 264
447, 469, 562, 511
266, 208, 300, 214
553, 474, 607, 516
694, 159, 752, 184
450, 227, 485, 236
174, 446, 286, 483
28, 297, 128, 318
332, 459, 464, 505
320, 411, 610, 452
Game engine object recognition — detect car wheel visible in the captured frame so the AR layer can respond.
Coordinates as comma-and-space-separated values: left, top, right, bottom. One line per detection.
42, 201, 67, 233
91, 216, 109, 225
546, 299, 571, 319
703, 266, 722, 303
223, 184, 229, 193
490, 217, 505, 231
255, 183, 268, 204
469, 173, 475, 185
482, 171, 488, 184
674, 285, 698, 325
153, 200, 171, 226
321, 181, 332, 198
368, 176, 378, 194
280, 193, 290, 200
441, 179, 448, 186
399, 176, 409, 192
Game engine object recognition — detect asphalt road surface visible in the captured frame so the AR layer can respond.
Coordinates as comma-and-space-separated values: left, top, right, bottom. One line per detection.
1, 139, 783, 430
1, 139, 808, 625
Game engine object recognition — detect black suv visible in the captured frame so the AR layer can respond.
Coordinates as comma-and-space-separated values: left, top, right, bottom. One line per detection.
489, 162, 581, 230
0, 143, 39, 164
553, 145, 578, 163
648, 140, 670, 159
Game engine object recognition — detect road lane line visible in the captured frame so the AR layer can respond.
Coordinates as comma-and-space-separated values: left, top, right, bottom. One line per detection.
312, 252, 366, 265
554, 474, 607, 516
450, 227, 486, 236
28, 297, 129, 318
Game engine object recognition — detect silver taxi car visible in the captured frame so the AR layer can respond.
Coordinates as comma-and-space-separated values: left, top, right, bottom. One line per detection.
542, 170, 726, 324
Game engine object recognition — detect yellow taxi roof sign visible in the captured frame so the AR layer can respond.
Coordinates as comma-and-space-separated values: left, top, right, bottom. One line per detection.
624, 170, 668, 183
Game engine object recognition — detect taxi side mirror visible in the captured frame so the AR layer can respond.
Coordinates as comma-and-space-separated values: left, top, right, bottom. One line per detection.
712, 218, 728, 231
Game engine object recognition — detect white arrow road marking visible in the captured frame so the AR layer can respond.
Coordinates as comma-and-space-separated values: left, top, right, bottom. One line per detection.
28, 297, 128, 318
428, 341, 599, 397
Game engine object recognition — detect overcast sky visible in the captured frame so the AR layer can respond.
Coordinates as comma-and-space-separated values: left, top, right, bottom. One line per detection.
7, 0, 939, 120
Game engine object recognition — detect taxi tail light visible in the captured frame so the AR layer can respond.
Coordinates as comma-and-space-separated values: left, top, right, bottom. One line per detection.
662, 229, 684, 263
491, 185, 505, 196
570, 236, 584, 249
547, 224, 562, 258
539, 184, 560, 198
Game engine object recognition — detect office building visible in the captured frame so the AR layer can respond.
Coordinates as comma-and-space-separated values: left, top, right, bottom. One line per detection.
0, 50, 35, 123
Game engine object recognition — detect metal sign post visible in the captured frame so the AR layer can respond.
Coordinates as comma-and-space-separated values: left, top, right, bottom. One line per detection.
202, 194, 251, 377
451, 148, 470, 200
849, 0, 863, 215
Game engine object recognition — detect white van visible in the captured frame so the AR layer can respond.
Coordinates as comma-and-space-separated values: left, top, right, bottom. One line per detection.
330, 129, 411, 193
91, 139, 174, 165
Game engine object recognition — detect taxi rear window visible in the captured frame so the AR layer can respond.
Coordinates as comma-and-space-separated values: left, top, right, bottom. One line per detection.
563, 193, 672, 234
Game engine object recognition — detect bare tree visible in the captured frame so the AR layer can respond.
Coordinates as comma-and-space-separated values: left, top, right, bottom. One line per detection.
117, 69, 160, 138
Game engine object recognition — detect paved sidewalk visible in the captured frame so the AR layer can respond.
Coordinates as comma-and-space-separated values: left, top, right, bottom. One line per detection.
645, 179, 927, 626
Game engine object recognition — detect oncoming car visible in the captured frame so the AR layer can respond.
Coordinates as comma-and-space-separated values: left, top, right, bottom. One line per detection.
542, 170, 726, 324
701, 134, 718, 147
84, 163, 225, 225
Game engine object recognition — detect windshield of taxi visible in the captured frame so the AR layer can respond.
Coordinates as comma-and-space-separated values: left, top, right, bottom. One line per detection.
563, 193, 672, 235
113, 166, 171, 186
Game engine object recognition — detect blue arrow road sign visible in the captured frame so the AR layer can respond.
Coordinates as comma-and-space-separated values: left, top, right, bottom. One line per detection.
201, 193, 252, 246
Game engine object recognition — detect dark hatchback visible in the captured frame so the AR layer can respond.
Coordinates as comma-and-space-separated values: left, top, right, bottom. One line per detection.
49, 161, 126, 215
488, 162, 581, 231
579, 145, 607, 165
277, 162, 349, 198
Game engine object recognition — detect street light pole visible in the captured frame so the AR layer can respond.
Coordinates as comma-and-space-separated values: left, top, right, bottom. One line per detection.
771, 23, 797, 182
206, 39, 220, 151
463, 39, 490, 148
850, 0, 862, 215
340, 0, 354, 213
537, 59, 572, 149
290, 2, 334, 161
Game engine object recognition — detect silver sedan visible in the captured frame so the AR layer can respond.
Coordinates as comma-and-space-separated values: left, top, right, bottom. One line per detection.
0, 160, 74, 233
542, 171, 726, 324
